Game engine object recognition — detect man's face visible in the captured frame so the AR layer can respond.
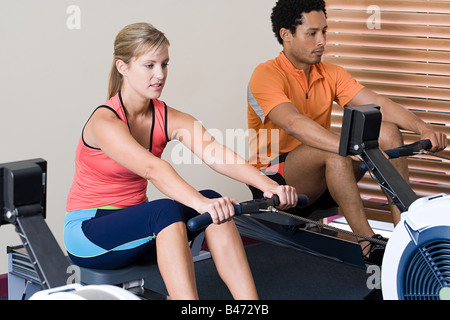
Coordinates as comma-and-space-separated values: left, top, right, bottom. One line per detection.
282, 10, 328, 70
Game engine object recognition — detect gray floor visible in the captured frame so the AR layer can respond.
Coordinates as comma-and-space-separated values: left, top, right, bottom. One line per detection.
144, 242, 373, 300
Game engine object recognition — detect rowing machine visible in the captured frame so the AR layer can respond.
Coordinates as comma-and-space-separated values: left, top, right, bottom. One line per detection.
1, 159, 167, 299
188, 104, 449, 300
340, 104, 450, 300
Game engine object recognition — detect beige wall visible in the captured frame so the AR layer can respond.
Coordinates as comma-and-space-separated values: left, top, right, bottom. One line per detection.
0, 1, 280, 274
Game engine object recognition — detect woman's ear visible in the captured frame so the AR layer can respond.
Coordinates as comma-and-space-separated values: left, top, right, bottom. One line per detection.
115, 59, 128, 77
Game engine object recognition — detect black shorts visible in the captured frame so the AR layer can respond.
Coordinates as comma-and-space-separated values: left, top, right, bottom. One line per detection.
249, 153, 337, 217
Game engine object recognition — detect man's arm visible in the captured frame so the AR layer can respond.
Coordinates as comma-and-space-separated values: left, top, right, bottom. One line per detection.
347, 88, 447, 153
267, 102, 341, 154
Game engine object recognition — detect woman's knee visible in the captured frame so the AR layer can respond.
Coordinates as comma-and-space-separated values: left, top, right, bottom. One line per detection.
148, 199, 184, 234
205, 218, 239, 242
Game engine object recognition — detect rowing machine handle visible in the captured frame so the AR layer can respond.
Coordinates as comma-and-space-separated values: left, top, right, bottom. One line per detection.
384, 139, 431, 159
360, 139, 431, 172
265, 194, 308, 207
186, 194, 308, 232
186, 204, 240, 232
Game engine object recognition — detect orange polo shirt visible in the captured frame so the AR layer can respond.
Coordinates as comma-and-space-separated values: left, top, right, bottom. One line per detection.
247, 51, 364, 169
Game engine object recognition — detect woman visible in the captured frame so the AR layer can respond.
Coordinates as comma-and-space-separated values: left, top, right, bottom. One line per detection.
64, 23, 297, 300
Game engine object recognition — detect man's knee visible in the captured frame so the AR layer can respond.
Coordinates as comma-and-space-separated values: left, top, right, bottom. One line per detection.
379, 121, 404, 149
324, 151, 352, 167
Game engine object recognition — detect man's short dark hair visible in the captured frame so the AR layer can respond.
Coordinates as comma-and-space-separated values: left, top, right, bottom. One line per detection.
271, 0, 327, 45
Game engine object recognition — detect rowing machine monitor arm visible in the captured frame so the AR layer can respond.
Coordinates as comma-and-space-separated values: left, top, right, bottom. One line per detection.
339, 104, 418, 213
1, 159, 71, 289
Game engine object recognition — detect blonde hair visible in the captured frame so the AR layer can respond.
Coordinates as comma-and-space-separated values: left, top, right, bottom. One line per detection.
108, 23, 170, 99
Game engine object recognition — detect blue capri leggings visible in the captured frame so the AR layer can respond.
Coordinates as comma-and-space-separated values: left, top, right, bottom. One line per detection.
64, 189, 220, 269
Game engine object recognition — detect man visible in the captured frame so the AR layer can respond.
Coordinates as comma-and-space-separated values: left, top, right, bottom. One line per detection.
247, 0, 447, 263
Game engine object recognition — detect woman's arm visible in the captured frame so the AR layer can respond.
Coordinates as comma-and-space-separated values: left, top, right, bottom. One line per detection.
168, 108, 298, 209
84, 107, 236, 223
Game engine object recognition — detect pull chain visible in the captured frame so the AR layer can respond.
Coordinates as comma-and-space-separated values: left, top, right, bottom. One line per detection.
261, 207, 388, 246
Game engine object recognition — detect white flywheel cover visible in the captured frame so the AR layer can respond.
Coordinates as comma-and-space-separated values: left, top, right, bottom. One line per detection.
382, 194, 450, 300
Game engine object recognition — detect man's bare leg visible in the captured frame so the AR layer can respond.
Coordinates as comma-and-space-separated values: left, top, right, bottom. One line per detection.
284, 144, 374, 251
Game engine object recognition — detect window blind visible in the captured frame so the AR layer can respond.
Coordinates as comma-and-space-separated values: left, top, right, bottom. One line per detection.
324, 0, 450, 222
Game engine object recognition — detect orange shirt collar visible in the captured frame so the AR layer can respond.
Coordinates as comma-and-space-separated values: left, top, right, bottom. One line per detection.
277, 51, 324, 85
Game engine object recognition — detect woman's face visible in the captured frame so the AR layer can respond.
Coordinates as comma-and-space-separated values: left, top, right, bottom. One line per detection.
119, 45, 170, 100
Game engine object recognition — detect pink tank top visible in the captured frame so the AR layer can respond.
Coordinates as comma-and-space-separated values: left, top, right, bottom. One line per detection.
66, 92, 169, 212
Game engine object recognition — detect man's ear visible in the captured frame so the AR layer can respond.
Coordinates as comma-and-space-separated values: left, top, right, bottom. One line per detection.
116, 59, 128, 77
280, 28, 293, 43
